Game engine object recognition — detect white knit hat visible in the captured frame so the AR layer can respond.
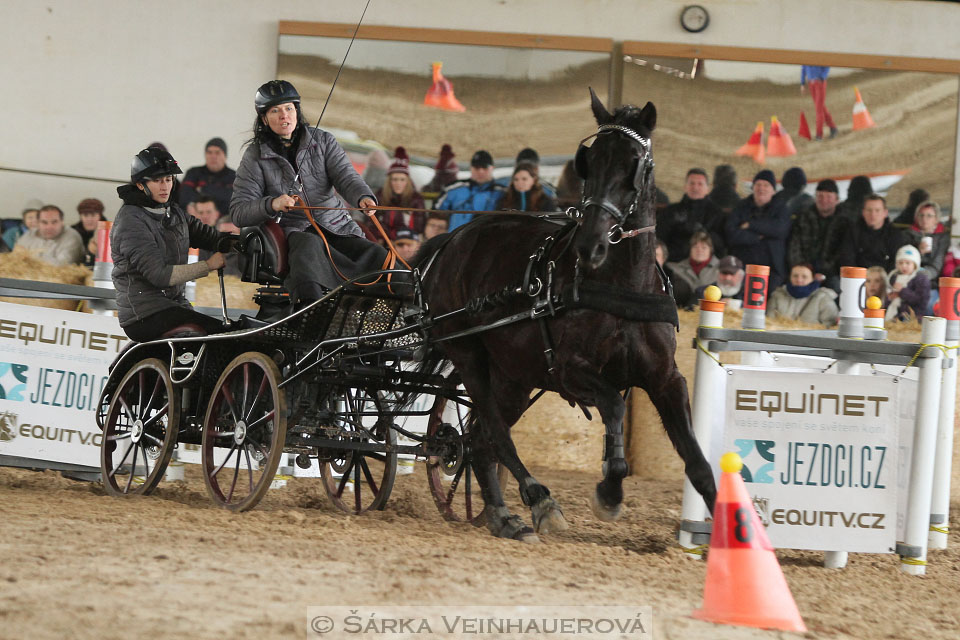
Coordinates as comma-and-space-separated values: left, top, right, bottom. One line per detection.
896, 244, 921, 269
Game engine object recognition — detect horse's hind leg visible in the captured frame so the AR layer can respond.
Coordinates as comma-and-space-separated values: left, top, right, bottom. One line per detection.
646, 365, 717, 513
471, 443, 539, 544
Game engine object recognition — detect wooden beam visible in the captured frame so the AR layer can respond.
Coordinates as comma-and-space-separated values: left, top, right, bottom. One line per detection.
278, 21, 612, 53
622, 42, 960, 75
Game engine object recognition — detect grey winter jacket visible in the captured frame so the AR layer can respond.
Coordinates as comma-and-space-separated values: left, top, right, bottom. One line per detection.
111, 185, 221, 327
230, 127, 374, 237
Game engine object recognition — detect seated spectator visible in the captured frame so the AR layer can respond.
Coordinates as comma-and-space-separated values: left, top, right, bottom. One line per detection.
4, 207, 39, 250
179, 137, 236, 218
942, 245, 960, 279
767, 263, 839, 326
15, 205, 84, 266
865, 265, 889, 307
886, 245, 930, 323
773, 167, 814, 217
708, 164, 740, 213
422, 212, 449, 241
837, 194, 904, 272
499, 162, 557, 213
787, 179, 847, 292
893, 188, 930, 226
193, 195, 222, 226
903, 200, 948, 281
375, 147, 426, 240
393, 227, 421, 264
695, 255, 746, 309
424, 144, 459, 194
555, 159, 583, 210
837, 175, 873, 220
436, 150, 504, 231
496, 148, 557, 199
72, 198, 107, 268
658, 167, 725, 261
667, 231, 719, 296
725, 169, 791, 290
362, 149, 390, 195
655, 240, 694, 309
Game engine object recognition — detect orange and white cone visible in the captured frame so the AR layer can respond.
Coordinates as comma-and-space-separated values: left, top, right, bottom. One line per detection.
692, 452, 807, 632
797, 111, 811, 141
424, 62, 466, 112
853, 87, 875, 130
735, 122, 765, 165
766, 116, 797, 157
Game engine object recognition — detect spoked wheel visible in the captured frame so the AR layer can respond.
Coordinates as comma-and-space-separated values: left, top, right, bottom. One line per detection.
101, 358, 179, 496
425, 394, 509, 525
201, 352, 287, 512
319, 388, 397, 514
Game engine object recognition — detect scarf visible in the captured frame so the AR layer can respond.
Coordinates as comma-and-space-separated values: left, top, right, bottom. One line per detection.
786, 280, 820, 299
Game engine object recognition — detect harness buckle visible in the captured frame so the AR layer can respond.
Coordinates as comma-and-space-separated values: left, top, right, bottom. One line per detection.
607, 224, 624, 244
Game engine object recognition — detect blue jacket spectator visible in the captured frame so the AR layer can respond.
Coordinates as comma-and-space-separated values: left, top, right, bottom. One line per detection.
725, 170, 792, 290
436, 150, 504, 230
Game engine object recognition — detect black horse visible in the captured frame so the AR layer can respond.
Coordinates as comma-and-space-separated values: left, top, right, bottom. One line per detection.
414, 89, 717, 541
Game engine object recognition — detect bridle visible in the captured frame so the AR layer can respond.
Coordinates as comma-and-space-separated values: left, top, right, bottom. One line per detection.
573, 123, 656, 243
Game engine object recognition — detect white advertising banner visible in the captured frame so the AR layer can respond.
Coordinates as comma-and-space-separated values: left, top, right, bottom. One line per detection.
0, 302, 129, 468
722, 367, 900, 552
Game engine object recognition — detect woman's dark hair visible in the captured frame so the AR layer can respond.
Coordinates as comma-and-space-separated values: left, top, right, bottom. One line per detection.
246, 104, 309, 149
499, 162, 544, 211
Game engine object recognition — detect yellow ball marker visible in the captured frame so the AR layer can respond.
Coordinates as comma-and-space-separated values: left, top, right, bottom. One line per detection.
866, 296, 882, 310
703, 285, 722, 302
719, 452, 743, 473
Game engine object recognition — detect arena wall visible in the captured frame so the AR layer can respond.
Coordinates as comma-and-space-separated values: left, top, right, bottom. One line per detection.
2, 0, 958, 222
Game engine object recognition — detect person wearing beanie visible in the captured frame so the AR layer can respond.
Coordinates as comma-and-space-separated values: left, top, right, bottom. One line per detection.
658, 167, 726, 262
708, 164, 740, 213
179, 136, 236, 219
362, 149, 390, 195
837, 193, 905, 272
837, 175, 873, 220
724, 169, 791, 290
435, 149, 505, 230
374, 146, 426, 240
787, 178, 847, 292
498, 161, 557, 213
767, 263, 839, 326
886, 244, 930, 322
425, 144, 460, 194
72, 197, 108, 267
773, 166, 813, 217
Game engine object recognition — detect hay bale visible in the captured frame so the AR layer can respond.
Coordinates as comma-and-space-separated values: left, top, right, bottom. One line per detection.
0, 248, 91, 311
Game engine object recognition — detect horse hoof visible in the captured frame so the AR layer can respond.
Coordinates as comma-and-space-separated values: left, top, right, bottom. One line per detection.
493, 514, 539, 543
516, 529, 541, 544
532, 497, 569, 534
589, 489, 623, 522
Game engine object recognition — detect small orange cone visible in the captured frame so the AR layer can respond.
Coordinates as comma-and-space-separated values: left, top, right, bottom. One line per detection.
424, 62, 466, 112
735, 122, 765, 164
797, 111, 811, 141
692, 452, 807, 632
852, 86, 875, 130
766, 116, 797, 157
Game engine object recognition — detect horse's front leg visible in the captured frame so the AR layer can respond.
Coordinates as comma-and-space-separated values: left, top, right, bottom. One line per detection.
589, 386, 630, 522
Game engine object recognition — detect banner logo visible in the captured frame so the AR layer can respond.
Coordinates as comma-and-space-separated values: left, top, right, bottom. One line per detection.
0, 411, 17, 442
0, 362, 28, 402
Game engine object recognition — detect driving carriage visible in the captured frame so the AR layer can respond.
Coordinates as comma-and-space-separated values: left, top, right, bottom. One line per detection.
95, 90, 716, 541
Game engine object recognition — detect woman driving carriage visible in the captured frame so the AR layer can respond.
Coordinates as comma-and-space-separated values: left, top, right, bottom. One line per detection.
111, 147, 233, 342
230, 80, 389, 306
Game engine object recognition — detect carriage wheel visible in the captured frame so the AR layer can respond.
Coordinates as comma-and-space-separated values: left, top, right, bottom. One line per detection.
201, 352, 287, 512
425, 395, 509, 525
319, 388, 397, 514
101, 358, 179, 497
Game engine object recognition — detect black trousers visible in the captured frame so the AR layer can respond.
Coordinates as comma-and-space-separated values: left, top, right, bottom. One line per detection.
123, 305, 225, 342
285, 230, 389, 302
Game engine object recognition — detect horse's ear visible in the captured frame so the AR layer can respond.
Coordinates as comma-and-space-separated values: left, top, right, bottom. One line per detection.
589, 87, 613, 125
639, 101, 657, 132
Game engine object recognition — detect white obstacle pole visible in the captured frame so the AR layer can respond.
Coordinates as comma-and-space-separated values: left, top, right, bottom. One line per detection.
901, 316, 946, 575
740, 264, 770, 366
824, 266, 868, 569
679, 293, 726, 560
91, 220, 114, 316
930, 278, 959, 549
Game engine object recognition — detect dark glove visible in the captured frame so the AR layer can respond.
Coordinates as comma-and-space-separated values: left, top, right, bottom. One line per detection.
217, 234, 239, 253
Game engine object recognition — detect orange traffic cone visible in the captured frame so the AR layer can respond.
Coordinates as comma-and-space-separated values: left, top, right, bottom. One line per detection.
424, 62, 466, 112
766, 116, 797, 157
852, 86, 875, 130
797, 111, 811, 141
692, 452, 807, 632
735, 122, 765, 164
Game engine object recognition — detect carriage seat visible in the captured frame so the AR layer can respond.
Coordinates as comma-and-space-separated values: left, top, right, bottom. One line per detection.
160, 324, 208, 339
238, 220, 288, 286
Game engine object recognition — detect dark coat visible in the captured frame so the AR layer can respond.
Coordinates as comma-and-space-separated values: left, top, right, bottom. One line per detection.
837, 217, 905, 272
725, 195, 792, 289
657, 195, 726, 261
889, 270, 931, 321
179, 165, 236, 217
787, 205, 848, 277
111, 185, 221, 327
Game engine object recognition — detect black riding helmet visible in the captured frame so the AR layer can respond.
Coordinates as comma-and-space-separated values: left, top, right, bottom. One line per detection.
131, 147, 182, 184
255, 80, 301, 115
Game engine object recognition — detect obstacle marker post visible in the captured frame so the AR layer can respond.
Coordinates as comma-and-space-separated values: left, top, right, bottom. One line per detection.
91, 220, 114, 316
838, 266, 866, 339
930, 279, 960, 549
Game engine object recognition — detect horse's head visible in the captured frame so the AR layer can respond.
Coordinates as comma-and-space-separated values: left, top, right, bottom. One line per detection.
573, 88, 657, 271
